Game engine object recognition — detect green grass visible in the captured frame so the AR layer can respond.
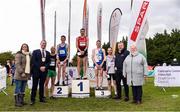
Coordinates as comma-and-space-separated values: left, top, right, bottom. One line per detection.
1, 78, 180, 111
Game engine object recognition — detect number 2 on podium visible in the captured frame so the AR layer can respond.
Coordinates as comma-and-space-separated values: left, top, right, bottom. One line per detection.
57, 87, 62, 94
77, 82, 83, 91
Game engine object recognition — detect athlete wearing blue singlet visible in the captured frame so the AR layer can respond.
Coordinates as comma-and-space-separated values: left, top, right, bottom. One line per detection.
94, 48, 104, 67
92, 40, 106, 90
55, 35, 69, 86
58, 43, 68, 61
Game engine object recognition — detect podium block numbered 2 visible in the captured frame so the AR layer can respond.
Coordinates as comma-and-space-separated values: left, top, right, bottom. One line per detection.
72, 80, 90, 98
95, 89, 111, 98
53, 86, 69, 98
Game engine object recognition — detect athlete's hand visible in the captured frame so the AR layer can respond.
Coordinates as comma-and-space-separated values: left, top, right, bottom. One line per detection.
80, 51, 84, 55
57, 60, 60, 64
40, 66, 46, 72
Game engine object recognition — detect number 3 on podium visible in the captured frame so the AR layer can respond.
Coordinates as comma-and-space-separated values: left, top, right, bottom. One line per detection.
77, 82, 83, 91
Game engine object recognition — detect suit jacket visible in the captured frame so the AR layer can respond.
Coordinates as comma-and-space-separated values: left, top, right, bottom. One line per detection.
31, 49, 50, 75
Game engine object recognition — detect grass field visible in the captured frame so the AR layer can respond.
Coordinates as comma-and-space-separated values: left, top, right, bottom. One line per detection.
0, 77, 180, 111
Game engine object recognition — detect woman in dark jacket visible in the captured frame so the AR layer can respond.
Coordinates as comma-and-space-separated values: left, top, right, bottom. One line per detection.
14, 43, 31, 107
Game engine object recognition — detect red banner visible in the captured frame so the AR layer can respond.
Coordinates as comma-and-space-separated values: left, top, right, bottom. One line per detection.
130, 1, 149, 41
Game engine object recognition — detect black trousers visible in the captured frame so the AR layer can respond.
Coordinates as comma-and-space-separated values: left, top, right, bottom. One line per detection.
115, 70, 129, 98
31, 72, 47, 102
132, 86, 142, 102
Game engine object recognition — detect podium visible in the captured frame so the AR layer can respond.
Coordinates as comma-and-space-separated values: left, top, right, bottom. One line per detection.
53, 86, 69, 98
95, 89, 111, 98
71, 80, 90, 98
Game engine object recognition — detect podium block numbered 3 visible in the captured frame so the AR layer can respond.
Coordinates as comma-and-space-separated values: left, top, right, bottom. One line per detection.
53, 86, 69, 98
95, 89, 111, 98
72, 80, 90, 98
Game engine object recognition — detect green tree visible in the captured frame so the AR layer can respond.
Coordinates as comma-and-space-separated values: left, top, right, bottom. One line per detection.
0, 51, 15, 65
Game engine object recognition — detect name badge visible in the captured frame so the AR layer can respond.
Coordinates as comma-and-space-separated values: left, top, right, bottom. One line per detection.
60, 50, 65, 54
42, 57, 46, 62
80, 42, 86, 46
50, 61, 55, 66
97, 55, 102, 60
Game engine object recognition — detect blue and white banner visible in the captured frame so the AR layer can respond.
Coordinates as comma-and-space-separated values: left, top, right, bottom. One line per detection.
154, 66, 180, 87
0, 68, 7, 90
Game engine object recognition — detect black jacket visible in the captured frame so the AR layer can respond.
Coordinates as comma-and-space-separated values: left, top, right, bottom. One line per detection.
115, 49, 129, 72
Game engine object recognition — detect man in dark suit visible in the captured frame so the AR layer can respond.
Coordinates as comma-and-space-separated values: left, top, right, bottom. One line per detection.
30, 40, 50, 105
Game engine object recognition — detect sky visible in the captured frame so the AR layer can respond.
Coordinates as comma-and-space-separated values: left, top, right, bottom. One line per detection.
0, 0, 180, 63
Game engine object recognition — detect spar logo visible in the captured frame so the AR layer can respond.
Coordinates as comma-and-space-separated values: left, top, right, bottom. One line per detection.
130, 1, 149, 42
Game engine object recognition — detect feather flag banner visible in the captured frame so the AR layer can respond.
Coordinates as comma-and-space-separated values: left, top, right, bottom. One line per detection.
128, 0, 150, 58
109, 8, 122, 55
97, 2, 102, 41
82, 0, 89, 37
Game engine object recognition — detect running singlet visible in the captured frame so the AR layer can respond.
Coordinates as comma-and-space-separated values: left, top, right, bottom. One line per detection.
58, 43, 67, 58
106, 55, 115, 74
94, 48, 104, 65
49, 54, 56, 71
77, 36, 87, 51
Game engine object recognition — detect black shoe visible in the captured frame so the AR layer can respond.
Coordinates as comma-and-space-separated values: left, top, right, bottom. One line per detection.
30, 101, 35, 105
62, 81, 65, 86
113, 95, 121, 100
82, 76, 88, 80
76, 77, 81, 80
39, 99, 46, 103
124, 97, 129, 102
55, 81, 60, 86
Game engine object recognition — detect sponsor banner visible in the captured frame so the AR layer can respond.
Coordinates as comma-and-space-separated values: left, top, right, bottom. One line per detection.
97, 2, 102, 41
128, 0, 150, 57
0, 68, 7, 90
109, 8, 122, 55
154, 66, 180, 87
130, 1, 149, 42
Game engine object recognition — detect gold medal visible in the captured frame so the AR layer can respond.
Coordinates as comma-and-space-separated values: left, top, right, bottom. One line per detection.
42, 57, 46, 62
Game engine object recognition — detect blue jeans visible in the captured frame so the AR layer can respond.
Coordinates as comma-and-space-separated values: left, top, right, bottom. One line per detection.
14, 80, 27, 94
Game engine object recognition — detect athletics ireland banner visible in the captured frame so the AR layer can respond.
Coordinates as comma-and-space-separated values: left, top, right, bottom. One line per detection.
128, 1, 150, 57
97, 2, 102, 41
109, 8, 122, 55
154, 66, 180, 87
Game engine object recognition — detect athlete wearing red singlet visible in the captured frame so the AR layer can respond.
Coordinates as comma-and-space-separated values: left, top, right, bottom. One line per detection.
77, 36, 88, 58
76, 28, 89, 79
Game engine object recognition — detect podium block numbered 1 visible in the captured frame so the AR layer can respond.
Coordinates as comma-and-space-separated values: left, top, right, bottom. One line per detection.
72, 80, 90, 98
95, 89, 111, 98
53, 86, 69, 98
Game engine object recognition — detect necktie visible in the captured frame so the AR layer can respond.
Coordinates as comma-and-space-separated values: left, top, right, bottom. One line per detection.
42, 49, 45, 58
